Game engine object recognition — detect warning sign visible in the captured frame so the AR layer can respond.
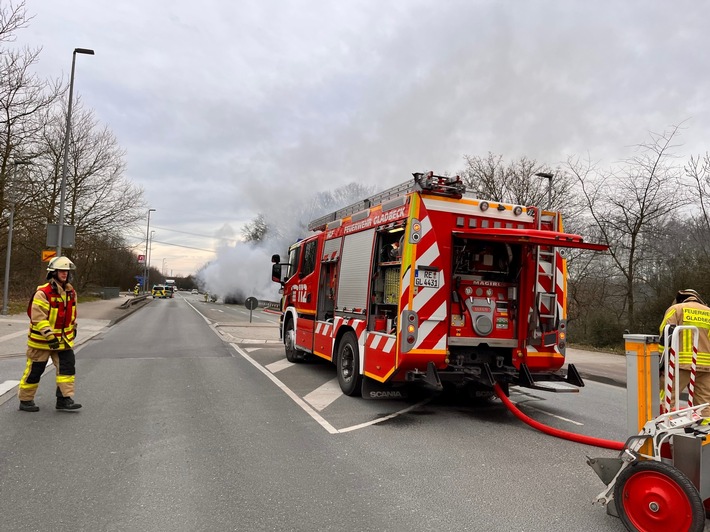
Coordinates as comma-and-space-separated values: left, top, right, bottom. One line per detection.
42, 250, 57, 262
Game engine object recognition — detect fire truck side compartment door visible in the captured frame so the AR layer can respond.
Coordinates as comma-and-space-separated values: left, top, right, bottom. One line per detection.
337, 229, 376, 313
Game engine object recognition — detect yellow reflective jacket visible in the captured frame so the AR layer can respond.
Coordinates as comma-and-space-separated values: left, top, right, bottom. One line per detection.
27, 281, 77, 350
659, 300, 710, 369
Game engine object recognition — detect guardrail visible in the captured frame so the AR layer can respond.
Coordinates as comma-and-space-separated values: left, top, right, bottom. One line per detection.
119, 294, 150, 309
259, 300, 281, 310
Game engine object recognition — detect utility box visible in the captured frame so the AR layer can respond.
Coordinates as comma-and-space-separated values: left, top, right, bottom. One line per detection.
99, 287, 120, 300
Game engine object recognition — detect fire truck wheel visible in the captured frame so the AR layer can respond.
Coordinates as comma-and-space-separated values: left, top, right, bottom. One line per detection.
614, 460, 704, 532
337, 331, 362, 396
284, 319, 305, 363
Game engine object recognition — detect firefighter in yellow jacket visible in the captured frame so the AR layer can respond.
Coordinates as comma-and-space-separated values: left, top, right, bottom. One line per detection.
18, 256, 82, 412
659, 289, 710, 416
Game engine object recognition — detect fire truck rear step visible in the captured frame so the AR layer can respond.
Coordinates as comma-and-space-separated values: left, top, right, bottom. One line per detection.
517, 363, 584, 393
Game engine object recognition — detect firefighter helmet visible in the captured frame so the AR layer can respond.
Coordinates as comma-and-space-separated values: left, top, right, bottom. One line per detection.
674, 289, 706, 306
46, 256, 76, 279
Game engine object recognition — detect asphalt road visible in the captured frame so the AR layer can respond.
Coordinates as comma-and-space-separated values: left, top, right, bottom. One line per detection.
0, 294, 633, 532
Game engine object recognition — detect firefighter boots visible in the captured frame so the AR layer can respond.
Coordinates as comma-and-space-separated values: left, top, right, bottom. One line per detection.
56, 397, 82, 410
19, 400, 39, 412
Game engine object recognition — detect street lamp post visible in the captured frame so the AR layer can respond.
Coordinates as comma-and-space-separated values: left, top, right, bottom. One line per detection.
2, 160, 29, 315
535, 172, 554, 210
144, 209, 155, 292
162, 258, 167, 276
57, 47, 94, 257
147, 230, 155, 291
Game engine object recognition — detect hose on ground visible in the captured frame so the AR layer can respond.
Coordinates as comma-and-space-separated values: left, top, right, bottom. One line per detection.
494, 383, 625, 450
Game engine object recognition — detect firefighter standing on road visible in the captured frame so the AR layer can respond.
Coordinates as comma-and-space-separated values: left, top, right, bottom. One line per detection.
133, 283, 140, 296
18, 256, 82, 412
659, 289, 710, 416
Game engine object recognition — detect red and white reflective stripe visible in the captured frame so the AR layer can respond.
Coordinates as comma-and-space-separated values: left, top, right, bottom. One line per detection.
315, 321, 334, 336
665, 346, 676, 414
555, 251, 565, 319
663, 325, 700, 413
688, 343, 698, 407
334, 316, 366, 342
410, 212, 447, 351
365, 332, 396, 353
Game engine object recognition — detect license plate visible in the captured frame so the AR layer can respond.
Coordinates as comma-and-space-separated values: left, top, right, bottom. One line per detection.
414, 269, 439, 288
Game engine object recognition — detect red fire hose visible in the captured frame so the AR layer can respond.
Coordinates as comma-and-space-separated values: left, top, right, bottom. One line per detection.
494, 383, 625, 450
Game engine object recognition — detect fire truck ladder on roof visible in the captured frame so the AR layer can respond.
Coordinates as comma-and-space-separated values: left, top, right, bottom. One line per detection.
535, 212, 559, 326
308, 172, 466, 232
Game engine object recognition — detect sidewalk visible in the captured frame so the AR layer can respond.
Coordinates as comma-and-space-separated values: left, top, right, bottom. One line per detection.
565, 347, 626, 388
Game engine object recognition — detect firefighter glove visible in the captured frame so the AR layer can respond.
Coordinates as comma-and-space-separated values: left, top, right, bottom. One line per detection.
48, 337, 60, 350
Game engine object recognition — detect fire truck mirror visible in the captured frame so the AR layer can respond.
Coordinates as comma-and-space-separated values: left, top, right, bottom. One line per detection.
271, 264, 282, 283
271, 254, 281, 264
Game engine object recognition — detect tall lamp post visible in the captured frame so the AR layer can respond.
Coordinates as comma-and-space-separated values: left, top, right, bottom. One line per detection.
147, 230, 155, 291
2, 160, 29, 315
57, 47, 94, 256
144, 208, 155, 292
535, 172, 554, 210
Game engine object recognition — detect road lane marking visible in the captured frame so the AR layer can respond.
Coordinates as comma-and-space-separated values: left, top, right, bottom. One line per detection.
232, 343, 430, 434
266, 358, 293, 373
231, 343, 339, 434
511, 400, 584, 426
0, 330, 28, 342
0, 380, 20, 396
303, 378, 341, 411
338, 400, 430, 433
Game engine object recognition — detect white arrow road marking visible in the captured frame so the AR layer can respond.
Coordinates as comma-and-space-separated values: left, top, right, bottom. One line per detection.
303, 378, 341, 411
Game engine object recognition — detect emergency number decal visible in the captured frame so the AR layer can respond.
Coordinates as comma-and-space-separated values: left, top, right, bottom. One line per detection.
414, 269, 440, 288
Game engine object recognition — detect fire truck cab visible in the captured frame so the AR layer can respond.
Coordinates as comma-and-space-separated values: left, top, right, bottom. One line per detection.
271, 172, 607, 399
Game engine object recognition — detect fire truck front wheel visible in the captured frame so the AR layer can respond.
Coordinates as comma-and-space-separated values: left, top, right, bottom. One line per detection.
284, 319, 306, 363
337, 331, 362, 396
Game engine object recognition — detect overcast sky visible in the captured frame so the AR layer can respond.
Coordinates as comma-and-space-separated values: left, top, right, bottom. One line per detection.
14, 0, 710, 283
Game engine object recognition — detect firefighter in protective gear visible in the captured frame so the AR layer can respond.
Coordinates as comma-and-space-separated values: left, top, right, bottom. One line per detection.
659, 289, 710, 417
18, 256, 82, 412
133, 283, 140, 296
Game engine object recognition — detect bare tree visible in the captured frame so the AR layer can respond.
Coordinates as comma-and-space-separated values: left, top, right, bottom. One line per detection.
0, 3, 61, 210
241, 213, 268, 242
459, 152, 579, 212
34, 99, 145, 237
685, 152, 710, 257
566, 125, 686, 331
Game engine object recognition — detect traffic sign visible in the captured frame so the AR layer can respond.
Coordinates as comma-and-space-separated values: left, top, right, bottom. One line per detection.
138, 254, 145, 264
245, 296, 258, 323
42, 250, 57, 262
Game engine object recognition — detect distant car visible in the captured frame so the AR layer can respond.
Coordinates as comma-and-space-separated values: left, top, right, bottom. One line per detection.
191, 289, 198, 294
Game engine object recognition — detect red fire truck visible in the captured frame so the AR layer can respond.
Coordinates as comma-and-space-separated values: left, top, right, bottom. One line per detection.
271, 172, 607, 399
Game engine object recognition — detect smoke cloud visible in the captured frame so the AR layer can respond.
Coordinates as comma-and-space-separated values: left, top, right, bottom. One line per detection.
197, 181, 377, 303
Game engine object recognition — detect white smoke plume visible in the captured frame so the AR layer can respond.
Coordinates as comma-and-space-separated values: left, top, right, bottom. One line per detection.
197, 181, 377, 303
